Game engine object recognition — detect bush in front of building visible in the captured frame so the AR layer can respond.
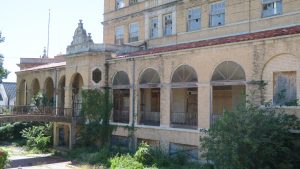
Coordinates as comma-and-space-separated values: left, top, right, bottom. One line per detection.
21, 123, 52, 152
201, 102, 300, 169
0, 148, 8, 169
0, 122, 34, 142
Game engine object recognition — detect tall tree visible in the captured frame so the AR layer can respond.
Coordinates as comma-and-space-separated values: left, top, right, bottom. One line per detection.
0, 31, 9, 81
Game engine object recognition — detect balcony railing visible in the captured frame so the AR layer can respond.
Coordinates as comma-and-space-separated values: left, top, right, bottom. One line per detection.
0, 105, 80, 118
139, 111, 160, 126
171, 112, 197, 129
113, 110, 129, 123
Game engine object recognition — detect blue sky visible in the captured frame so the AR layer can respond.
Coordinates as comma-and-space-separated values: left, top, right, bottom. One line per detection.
0, 0, 104, 82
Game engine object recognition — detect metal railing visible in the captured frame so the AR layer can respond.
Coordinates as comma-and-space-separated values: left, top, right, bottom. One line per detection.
0, 105, 79, 118
113, 110, 129, 123
171, 112, 197, 129
139, 111, 160, 126
211, 114, 223, 126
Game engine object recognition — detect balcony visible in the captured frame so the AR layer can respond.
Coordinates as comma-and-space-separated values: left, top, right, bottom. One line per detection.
171, 112, 197, 129
113, 110, 129, 123
139, 111, 160, 126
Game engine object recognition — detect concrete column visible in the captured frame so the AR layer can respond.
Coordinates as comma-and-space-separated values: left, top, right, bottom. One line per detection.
158, 14, 163, 37
198, 85, 211, 129
160, 85, 170, 128
53, 123, 59, 147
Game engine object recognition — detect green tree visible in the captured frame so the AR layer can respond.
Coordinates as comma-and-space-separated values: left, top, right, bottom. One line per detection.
78, 88, 115, 146
201, 103, 300, 169
0, 31, 9, 81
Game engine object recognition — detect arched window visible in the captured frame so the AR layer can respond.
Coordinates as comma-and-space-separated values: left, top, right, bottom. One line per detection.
138, 68, 161, 126
112, 71, 130, 123
211, 61, 246, 126
170, 65, 198, 129
211, 61, 245, 82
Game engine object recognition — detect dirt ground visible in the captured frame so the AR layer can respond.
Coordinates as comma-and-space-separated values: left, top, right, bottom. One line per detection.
1, 144, 77, 169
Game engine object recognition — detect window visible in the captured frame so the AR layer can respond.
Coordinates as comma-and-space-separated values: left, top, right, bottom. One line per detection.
150, 17, 159, 39
163, 14, 173, 36
210, 1, 225, 27
129, 23, 139, 42
129, 0, 138, 5
273, 71, 297, 106
262, 0, 282, 17
169, 143, 198, 160
115, 0, 125, 9
187, 7, 201, 32
92, 68, 101, 83
115, 26, 124, 45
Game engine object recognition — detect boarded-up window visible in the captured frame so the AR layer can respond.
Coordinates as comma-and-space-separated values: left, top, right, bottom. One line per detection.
111, 135, 129, 148
273, 71, 297, 106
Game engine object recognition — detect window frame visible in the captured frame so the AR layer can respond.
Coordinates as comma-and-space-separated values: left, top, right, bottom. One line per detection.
262, 0, 282, 18
129, 0, 138, 6
209, 1, 225, 27
187, 7, 201, 32
129, 22, 139, 43
115, 26, 124, 45
150, 17, 159, 39
163, 13, 173, 36
115, 0, 125, 10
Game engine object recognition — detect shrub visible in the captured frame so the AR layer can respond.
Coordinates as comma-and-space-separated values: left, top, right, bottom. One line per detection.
110, 154, 144, 169
134, 142, 151, 164
21, 123, 52, 152
201, 103, 300, 169
0, 122, 34, 141
0, 149, 8, 169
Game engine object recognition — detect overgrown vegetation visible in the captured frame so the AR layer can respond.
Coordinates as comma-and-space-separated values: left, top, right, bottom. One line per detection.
21, 123, 53, 152
201, 102, 300, 169
0, 148, 8, 169
77, 89, 115, 146
0, 122, 34, 143
65, 143, 205, 169
31, 92, 53, 107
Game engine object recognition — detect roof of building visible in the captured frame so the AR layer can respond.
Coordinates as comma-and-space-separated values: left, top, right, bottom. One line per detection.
118, 25, 300, 58
2, 82, 16, 99
17, 62, 66, 72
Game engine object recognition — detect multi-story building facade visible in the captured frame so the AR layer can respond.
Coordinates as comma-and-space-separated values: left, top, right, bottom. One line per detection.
16, 0, 300, 159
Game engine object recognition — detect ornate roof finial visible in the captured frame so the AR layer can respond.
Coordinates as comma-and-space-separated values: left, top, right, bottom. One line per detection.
42, 47, 48, 58
78, 19, 83, 28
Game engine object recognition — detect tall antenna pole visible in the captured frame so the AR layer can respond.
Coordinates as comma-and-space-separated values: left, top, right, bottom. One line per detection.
47, 9, 51, 58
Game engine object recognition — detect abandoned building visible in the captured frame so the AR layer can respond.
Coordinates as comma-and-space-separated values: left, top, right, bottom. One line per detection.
15, 0, 300, 159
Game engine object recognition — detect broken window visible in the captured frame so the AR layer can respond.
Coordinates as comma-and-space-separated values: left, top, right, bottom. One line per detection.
273, 71, 297, 106
262, 0, 282, 18
113, 71, 130, 123
115, 0, 125, 9
115, 26, 124, 45
150, 17, 159, 39
210, 1, 225, 27
139, 68, 161, 126
129, 23, 139, 42
187, 7, 201, 32
163, 13, 173, 36
171, 65, 198, 129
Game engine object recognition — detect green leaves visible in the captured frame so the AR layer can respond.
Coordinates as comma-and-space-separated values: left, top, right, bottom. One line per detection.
201, 103, 300, 169
79, 89, 115, 146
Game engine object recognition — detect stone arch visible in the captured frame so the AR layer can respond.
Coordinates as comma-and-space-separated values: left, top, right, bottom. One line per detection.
112, 71, 130, 87
31, 78, 40, 97
69, 73, 84, 116
18, 79, 27, 105
58, 76, 66, 114
138, 68, 161, 126
44, 77, 55, 106
171, 64, 198, 84
211, 61, 246, 83
112, 71, 130, 123
262, 53, 300, 105
170, 64, 198, 129
211, 61, 246, 126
